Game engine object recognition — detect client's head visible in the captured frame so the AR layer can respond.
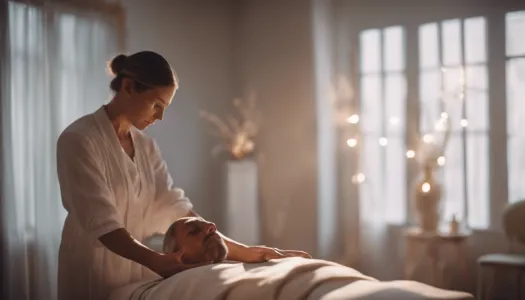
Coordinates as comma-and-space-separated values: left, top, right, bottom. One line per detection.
163, 217, 228, 264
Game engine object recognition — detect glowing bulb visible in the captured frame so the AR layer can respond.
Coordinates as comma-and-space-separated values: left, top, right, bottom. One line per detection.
406, 150, 415, 158
441, 112, 448, 119
347, 114, 359, 124
379, 137, 388, 146
422, 182, 431, 193
346, 138, 357, 148
352, 173, 366, 184
423, 134, 434, 143
389, 117, 400, 125
437, 156, 446, 166
460, 119, 468, 127
435, 120, 446, 131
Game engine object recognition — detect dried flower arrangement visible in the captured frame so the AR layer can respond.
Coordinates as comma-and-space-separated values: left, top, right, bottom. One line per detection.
416, 112, 452, 171
199, 94, 261, 160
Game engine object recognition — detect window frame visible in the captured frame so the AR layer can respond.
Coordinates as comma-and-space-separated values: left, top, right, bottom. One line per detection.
356, 26, 408, 225
505, 10, 525, 205
346, 4, 524, 232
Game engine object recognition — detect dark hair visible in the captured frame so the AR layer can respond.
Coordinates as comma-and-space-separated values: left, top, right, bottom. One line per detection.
108, 51, 178, 93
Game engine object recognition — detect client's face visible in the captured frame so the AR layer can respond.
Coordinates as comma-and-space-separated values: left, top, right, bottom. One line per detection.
171, 217, 228, 264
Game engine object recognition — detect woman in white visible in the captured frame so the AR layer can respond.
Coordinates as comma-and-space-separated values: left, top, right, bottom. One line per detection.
56, 51, 310, 300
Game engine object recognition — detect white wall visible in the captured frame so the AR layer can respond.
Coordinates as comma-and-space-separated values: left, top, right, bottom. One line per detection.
124, 0, 235, 226
233, 0, 320, 256
124, 0, 324, 256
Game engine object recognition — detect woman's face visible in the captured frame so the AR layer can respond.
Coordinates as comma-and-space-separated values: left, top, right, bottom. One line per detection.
121, 78, 176, 130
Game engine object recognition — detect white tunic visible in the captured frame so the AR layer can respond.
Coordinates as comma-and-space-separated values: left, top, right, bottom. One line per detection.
56, 106, 193, 300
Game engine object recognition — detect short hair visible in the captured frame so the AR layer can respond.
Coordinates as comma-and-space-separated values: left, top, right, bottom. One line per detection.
162, 222, 179, 253
107, 51, 179, 93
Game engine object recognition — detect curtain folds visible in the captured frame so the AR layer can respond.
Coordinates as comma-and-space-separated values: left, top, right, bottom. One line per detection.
1, 1, 123, 299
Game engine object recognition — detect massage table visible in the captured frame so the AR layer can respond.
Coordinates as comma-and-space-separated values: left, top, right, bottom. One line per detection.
109, 257, 473, 300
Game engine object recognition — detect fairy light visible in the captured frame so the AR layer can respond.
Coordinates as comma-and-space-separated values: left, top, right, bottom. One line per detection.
352, 173, 366, 184
406, 150, 416, 158
437, 156, 446, 166
379, 137, 388, 146
347, 114, 360, 124
389, 117, 400, 125
346, 138, 357, 148
421, 182, 431, 193
460, 119, 468, 127
423, 134, 434, 143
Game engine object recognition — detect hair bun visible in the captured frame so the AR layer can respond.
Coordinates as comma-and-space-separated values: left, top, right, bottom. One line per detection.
109, 54, 128, 76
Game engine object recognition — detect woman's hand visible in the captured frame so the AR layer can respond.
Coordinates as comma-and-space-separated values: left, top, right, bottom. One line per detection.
241, 246, 312, 263
275, 249, 312, 259
149, 252, 212, 278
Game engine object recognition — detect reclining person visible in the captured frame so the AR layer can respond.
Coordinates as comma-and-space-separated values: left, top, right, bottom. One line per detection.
162, 217, 229, 264
162, 217, 310, 265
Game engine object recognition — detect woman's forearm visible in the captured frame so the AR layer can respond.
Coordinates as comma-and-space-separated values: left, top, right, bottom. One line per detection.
99, 228, 161, 270
218, 232, 250, 261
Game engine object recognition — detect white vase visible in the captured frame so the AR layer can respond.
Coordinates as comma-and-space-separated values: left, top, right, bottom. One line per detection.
411, 165, 442, 232
223, 159, 260, 245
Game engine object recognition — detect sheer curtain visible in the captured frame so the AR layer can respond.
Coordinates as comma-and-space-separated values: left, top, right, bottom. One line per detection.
356, 26, 407, 279
2, 1, 122, 299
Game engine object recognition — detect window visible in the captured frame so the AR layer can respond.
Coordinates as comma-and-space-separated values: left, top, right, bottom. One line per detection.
4, 2, 120, 299
358, 26, 407, 224
418, 17, 489, 229
506, 10, 525, 204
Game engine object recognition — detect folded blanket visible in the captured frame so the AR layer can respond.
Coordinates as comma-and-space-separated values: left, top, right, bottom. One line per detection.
109, 257, 473, 300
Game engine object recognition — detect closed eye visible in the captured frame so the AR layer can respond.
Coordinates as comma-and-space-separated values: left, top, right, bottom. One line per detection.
187, 226, 200, 236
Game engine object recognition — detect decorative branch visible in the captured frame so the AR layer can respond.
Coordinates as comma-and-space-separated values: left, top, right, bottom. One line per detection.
200, 96, 261, 160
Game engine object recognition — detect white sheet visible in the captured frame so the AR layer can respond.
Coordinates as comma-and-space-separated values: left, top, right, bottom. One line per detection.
109, 257, 473, 300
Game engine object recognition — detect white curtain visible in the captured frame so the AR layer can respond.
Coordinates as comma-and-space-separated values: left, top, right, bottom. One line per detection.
2, 1, 120, 299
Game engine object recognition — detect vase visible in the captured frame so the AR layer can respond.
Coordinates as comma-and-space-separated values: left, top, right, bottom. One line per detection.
411, 165, 442, 232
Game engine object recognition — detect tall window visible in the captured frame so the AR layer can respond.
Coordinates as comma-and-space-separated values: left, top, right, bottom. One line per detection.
358, 26, 407, 224
4, 2, 120, 299
506, 11, 525, 204
418, 17, 489, 229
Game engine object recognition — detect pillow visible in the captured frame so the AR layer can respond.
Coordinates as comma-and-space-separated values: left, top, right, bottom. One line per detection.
144, 233, 165, 253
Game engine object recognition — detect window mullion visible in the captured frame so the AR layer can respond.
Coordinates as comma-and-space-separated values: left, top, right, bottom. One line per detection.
405, 23, 420, 226
459, 19, 470, 229
488, 9, 508, 231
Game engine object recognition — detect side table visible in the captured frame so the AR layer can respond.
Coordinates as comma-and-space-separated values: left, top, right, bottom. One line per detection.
403, 227, 471, 289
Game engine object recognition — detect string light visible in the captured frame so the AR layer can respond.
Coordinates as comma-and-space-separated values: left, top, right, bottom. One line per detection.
342, 65, 461, 190
346, 138, 357, 148
423, 134, 434, 143
352, 173, 366, 184
389, 117, 400, 125
347, 114, 360, 124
